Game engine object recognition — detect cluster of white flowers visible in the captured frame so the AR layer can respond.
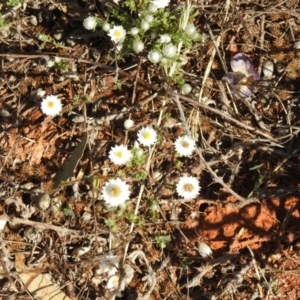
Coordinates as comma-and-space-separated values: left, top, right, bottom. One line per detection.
81, 0, 201, 72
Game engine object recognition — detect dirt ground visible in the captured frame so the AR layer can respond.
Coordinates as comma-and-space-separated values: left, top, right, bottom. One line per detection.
1, 0, 300, 299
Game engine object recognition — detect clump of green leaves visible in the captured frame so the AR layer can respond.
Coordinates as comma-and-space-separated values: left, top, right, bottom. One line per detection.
85, 0, 203, 81
105, 218, 119, 232
6, 0, 22, 7
154, 234, 171, 250
63, 206, 75, 218
37, 34, 63, 50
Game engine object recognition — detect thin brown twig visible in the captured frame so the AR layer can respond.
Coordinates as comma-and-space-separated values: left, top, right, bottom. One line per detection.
179, 94, 277, 141
0, 214, 82, 237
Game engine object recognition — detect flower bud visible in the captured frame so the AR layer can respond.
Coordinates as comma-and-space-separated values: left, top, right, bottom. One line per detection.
181, 83, 192, 95
124, 119, 134, 129
83, 16, 97, 30
130, 27, 139, 35
141, 20, 150, 31
148, 50, 162, 63
133, 41, 144, 54
144, 15, 154, 23
102, 22, 110, 32
185, 23, 196, 36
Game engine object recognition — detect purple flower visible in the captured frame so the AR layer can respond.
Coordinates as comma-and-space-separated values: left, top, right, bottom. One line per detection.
222, 53, 260, 98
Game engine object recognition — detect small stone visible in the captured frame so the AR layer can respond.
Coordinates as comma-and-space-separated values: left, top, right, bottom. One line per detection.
197, 241, 212, 258
294, 40, 300, 50
38, 193, 51, 211
262, 60, 274, 78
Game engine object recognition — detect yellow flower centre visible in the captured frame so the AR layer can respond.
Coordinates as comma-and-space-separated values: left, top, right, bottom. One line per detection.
116, 151, 123, 158
183, 183, 194, 192
114, 30, 122, 38
182, 141, 189, 148
47, 101, 55, 108
143, 132, 151, 139
110, 185, 122, 197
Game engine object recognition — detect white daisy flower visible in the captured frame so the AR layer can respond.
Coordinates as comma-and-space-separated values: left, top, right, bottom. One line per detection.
151, 0, 170, 9
174, 135, 196, 157
176, 175, 200, 200
109, 145, 132, 165
148, 50, 162, 64
160, 34, 171, 43
163, 43, 177, 58
83, 16, 97, 30
102, 178, 130, 207
137, 127, 157, 147
100, 256, 119, 276
108, 25, 126, 44
41, 95, 62, 117
124, 119, 134, 129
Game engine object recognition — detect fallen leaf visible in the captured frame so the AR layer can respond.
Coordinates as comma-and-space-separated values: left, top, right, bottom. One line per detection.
15, 253, 72, 300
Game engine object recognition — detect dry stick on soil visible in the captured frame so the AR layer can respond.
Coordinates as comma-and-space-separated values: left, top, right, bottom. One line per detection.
0, 214, 82, 237
258, 14, 265, 76
174, 94, 254, 205
179, 94, 277, 141
191, 33, 220, 139
0, 236, 18, 292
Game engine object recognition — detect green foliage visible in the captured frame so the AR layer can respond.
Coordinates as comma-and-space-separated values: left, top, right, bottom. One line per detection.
175, 159, 183, 170
94, 0, 203, 83
37, 34, 64, 50
6, 0, 22, 7
180, 257, 190, 271
154, 234, 171, 250
135, 171, 147, 181
147, 197, 159, 220
124, 0, 138, 11
105, 218, 119, 232
0, 14, 9, 27
73, 94, 81, 102
115, 81, 123, 90
130, 145, 145, 167
63, 206, 75, 218
163, 113, 171, 119
84, 94, 92, 102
